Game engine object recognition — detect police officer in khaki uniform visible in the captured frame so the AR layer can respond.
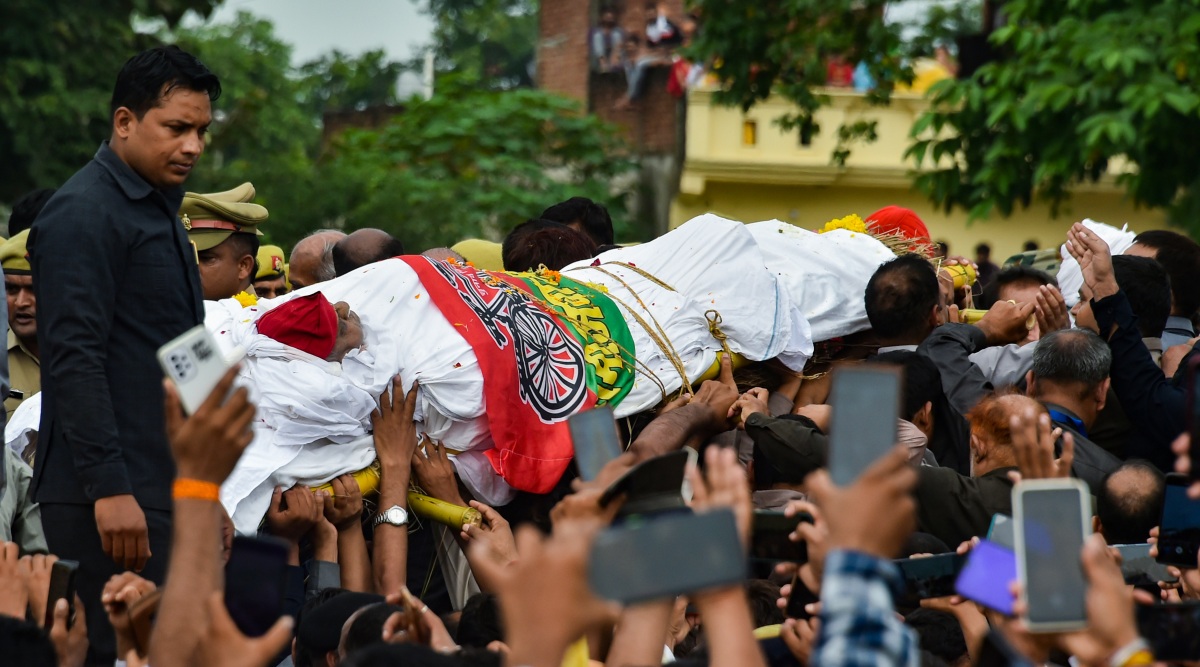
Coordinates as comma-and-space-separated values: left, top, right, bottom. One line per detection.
180, 182, 268, 300
0, 230, 40, 423
253, 244, 288, 299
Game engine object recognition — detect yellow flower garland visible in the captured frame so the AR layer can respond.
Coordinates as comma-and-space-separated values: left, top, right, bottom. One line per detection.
819, 214, 868, 235
233, 291, 258, 308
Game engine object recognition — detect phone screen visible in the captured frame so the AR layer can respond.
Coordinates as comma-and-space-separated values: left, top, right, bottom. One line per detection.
894, 553, 966, 607
568, 407, 623, 481
828, 365, 902, 486
987, 514, 1014, 550
954, 540, 1016, 615
589, 509, 746, 604
1114, 543, 1177, 587
225, 536, 290, 637
750, 510, 811, 565
1018, 484, 1088, 630
44, 559, 79, 630
1136, 602, 1200, 661
1157, 476, 1200, 567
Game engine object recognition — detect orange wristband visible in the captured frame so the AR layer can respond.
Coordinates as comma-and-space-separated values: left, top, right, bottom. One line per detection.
172, 478, 221, 503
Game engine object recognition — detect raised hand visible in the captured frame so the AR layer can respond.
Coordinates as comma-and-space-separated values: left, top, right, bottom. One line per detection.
1009, 408, 1073, 483
372, 375, 421, 470
1065, 223, 1118, 301
804, 445, 917, 559
322, 474, 365, 531
411, 439, 465, 506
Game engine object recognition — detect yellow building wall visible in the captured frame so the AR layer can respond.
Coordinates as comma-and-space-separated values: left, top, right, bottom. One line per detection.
672, 182, 1172, 261
671, 88, 1176, 259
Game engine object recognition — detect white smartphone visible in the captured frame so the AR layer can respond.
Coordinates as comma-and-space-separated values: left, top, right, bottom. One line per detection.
1013, 478, 1091, 633
828, 364, 902, 485
157, 324, 241, 415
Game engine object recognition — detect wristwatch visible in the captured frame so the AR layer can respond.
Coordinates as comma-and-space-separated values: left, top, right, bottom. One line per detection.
373, 504, 409, 528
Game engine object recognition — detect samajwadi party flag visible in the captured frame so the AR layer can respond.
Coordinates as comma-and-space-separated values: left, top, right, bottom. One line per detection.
402, 256, 635, 493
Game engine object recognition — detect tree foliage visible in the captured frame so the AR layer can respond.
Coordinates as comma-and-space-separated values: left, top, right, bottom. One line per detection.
687, 1, 912, 130
415, 0, 538, 89
322, 80, 636, 251
911, 0, 1200, 230
0, 0, 220, 201
689, 0, 1200, 232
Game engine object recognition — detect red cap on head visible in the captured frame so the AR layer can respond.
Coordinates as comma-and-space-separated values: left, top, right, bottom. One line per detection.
866, 206, 933, 246
256, 292, 338, 359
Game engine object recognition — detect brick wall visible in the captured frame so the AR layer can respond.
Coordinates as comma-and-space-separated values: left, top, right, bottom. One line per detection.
538, 0, 687, 155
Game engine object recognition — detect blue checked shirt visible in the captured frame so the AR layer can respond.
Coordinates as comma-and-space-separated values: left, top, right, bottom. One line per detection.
811, 550, 919, 667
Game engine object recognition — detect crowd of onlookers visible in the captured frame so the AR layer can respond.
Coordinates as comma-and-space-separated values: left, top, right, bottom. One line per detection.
6, 39, 1200, 667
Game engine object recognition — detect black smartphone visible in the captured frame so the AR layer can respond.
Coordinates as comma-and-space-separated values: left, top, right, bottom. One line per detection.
1186, 356, 1200, 481
568, 406, 623, 481
893, 553, 967, 608
1157, 473, 1200, 568
786, 574, 820, 620
588, 509, 745, 604
1113, 543, 1177, 587
828, 364, 902, 485
44, 559, 79, 630
750, 510, 813, 564
225, 535, 290, 637
1136, 601, 1200, 661
599, 449, 694, 518
1014, 479, 1090, 633
976, 629, 1035, 667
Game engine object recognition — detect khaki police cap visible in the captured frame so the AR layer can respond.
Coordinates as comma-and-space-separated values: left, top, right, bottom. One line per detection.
255, 244, 286, 281
179, 182, 268, 251
0, 230, 30, 274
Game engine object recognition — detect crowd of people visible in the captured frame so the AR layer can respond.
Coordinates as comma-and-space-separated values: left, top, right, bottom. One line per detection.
4, 42, 1200, 667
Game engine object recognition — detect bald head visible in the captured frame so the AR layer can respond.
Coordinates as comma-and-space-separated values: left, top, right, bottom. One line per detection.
289, 230, 345, 290
332, 228, 405, 277
1097, 461, 1165, 545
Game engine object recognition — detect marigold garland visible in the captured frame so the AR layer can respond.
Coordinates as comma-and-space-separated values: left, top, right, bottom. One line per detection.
233, 291, 258, 308
819, 214, 868, 235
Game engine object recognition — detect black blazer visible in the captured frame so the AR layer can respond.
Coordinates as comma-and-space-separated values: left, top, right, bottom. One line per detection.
29, 143, 203, 511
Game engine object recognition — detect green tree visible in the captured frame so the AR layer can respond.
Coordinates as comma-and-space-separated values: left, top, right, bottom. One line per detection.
298, 50, 406, 115
168, 11, 324, 246
910, 0, 1200, 230
0, 0, 220, 201
415, 0, 538, 89
319, 79, 636, 251
688, 0, 1200, 232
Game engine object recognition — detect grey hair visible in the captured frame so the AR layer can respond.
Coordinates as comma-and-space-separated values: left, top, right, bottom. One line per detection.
304, 228, 342, 283
1031, 328, 1112, 389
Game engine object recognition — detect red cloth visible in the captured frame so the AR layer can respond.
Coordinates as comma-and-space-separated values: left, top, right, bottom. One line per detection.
401, 257, 595, 494
256, 292, 338, 359
866, 206, 933, 247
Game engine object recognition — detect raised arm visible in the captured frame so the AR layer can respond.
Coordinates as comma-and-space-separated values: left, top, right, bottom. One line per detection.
371, 376, 421, 597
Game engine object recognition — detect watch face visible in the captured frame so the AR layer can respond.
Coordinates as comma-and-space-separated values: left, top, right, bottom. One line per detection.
386, 507, 406, 524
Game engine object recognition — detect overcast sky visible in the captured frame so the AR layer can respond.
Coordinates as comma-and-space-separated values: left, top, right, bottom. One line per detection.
205, 0, 435, 66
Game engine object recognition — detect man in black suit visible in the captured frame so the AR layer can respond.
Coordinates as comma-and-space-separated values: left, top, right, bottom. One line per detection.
28, 45, 218, 664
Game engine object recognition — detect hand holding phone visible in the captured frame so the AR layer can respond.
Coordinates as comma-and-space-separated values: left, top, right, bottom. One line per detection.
750, 510, 813, 565
44, 559, 80, 630
893, 553, 966, 608
1014, 479, 1090, 633
1158, 473, 1200, 568
158, 324, 243, 415
954, 540, 1016, 615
